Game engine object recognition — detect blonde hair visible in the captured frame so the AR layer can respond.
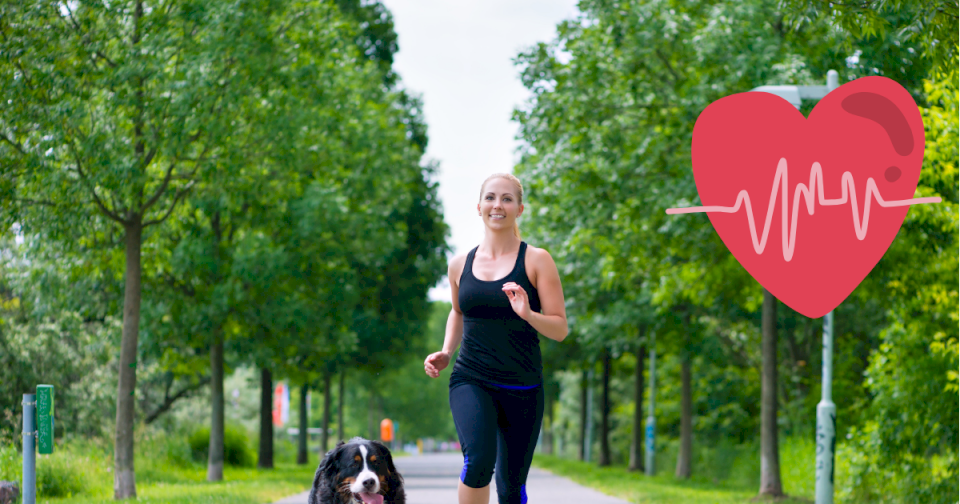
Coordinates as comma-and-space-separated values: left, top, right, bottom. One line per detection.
479, 173, 524, 239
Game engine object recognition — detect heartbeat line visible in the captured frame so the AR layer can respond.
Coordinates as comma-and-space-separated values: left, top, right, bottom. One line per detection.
666, 158, 942, 261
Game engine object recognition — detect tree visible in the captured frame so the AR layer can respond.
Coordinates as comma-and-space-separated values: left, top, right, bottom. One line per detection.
333, 0, 400, 86
0, 1, 289, 495
838, 75, 958, 502
598, 348, 612, 466
320, 372, 332, 453
759, 289, 782, 495
675, 329, 693, 479
513, 0, 860, 483
258, 367, 274, 469
298, 384, 309, 465
781, 0, 958, 78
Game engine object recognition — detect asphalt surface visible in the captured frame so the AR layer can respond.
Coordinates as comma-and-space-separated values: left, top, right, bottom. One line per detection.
273, 452, 631, 504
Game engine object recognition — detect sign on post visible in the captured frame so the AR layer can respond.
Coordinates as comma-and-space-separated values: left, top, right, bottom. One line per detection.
36, 385, 54, 454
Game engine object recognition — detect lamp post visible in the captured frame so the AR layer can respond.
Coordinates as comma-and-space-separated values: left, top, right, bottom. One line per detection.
816, 311, 836, 503
22, 394, 36, 504
751, 70, 839, 110
750, 70, 839, 504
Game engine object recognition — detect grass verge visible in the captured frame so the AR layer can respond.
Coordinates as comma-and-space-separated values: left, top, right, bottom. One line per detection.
531, 454, 813, 504
41, 463, 318, 504
1, 429, 320, 504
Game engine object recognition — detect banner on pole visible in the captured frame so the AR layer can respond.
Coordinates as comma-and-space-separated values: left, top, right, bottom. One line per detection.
273, 382, 289, 427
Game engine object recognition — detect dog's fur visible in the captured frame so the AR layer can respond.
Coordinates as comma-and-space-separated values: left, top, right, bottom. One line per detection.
308, 437, 405, 504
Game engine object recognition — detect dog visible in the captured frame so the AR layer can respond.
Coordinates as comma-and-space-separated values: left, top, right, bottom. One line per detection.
309, 437, 405, 504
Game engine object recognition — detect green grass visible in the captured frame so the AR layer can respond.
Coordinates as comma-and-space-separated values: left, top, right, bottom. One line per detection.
532, 437, 819, 504
42, 463, 317, 504
1, 430, 322, 504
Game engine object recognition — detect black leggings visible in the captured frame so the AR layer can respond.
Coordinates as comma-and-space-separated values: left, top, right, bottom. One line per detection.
449, 380, 544, 504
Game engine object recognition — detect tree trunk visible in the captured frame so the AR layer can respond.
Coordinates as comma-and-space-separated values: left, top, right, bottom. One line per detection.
114, 221, 142, 499
676, 350, 692, 479
599, 349, 612, 466
629, 334, 645, 472
579, 370, 588, 461
368, 391, 376, 440
297, 384, 309, 465
258, 367, 274, 469
759, 289, 783, 496
207, 334, 225, 481
322, 372, 332, 454
338, 371, 345, 443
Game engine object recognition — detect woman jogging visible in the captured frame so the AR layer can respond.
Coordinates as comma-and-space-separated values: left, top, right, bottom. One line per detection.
424, 173, 568, 504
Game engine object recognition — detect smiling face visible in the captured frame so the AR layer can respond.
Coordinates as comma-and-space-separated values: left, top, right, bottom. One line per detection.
478, 176, 523, 232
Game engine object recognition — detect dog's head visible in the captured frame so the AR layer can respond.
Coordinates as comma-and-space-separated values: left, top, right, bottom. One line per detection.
310, 437, 404, 504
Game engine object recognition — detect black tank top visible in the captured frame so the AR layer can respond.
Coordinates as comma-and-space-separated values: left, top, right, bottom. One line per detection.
451, 241, 543, 388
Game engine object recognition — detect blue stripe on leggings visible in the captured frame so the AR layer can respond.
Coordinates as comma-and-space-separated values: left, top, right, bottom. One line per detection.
485, 381, 541, 390
461, 454, 469, 482
521, 484, 528, 504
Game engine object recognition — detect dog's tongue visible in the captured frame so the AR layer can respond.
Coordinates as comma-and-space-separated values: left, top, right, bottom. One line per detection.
358, 493, 383, 504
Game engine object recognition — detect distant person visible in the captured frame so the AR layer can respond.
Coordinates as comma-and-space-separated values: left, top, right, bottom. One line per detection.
424, 173, 569, 504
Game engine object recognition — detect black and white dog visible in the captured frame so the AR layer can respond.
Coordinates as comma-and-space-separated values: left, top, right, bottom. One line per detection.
308, 437, 405, 504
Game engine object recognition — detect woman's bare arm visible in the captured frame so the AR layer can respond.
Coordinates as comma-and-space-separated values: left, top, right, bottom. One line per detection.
526, 247, 568, 342
424, 254, 466, 378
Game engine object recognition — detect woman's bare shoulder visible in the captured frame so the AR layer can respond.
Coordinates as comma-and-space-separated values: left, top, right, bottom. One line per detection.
524, 244, 559, 289
526, 244, 557, 266
448, 252, 469, 286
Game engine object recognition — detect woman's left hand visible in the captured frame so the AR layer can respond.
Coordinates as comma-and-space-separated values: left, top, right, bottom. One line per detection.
502, 282, 532, 320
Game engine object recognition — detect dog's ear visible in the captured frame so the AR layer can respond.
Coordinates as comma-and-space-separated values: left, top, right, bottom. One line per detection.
312, 443, 345, 496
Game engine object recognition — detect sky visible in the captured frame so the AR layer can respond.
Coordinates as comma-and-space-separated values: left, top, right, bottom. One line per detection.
379, 0, 581, 303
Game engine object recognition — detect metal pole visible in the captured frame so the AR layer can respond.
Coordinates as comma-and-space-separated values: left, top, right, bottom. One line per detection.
815, 71, 839, 504
644, 331, 656, 476
584, 369, 594, 463
815, 311, 836, 504
22, 393, 36, 504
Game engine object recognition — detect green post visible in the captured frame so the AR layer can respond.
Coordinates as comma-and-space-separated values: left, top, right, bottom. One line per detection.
36, 385, 54, 454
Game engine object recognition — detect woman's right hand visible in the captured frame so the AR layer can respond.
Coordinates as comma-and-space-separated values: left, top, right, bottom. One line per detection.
424, 351, 451, 378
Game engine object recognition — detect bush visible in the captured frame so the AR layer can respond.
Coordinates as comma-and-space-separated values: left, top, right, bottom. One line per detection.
0, 439, 112, 499
138, 426, 194, 469
188, 425, 254, 467
0, 443, 20, 482
36, 453, 87, 498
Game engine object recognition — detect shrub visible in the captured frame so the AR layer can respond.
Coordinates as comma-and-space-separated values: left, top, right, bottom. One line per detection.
138, 427, 194, 469
0, 443, 20, 482
188, 425, 254, 467
36, 453, 87, 498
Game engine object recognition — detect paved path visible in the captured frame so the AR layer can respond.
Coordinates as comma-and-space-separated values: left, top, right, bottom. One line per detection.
273, 452, 630, 504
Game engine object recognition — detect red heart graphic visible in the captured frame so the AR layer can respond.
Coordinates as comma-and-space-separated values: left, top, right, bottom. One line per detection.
679, 76, 936, 318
